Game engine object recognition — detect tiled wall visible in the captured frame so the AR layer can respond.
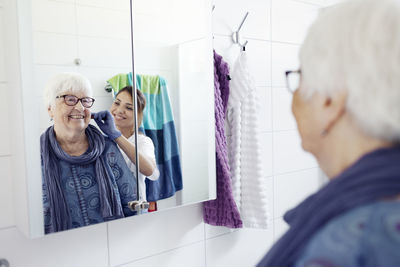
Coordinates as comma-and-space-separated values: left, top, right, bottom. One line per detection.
0, 0, 332, 266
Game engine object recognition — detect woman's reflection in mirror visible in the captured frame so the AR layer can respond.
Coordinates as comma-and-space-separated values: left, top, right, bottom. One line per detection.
93, 86, 159, 213
40, 73, 137, 234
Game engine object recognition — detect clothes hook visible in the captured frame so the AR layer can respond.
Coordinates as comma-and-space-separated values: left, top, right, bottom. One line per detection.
212, 5, 215, 11
232, 12, 249, 50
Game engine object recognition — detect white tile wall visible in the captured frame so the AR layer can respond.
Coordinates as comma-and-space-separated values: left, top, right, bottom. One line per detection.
107, 204, 205, 266
259, 133, 273, 177
76, 5, 130, 39
271, 0, 319, 44
257, 86, 272, 132
272, 87, 296, 131
273, 130, 318, 175
33, 32, 78, 65
32, 0, 76, 34
0, 7, 5, 81
206, 227, 274, 267
271, 42, 300, 87
0, 84, 10, 155
0, 224, 109, 267
77, 36, 132, 68
0, 157, 14, 228
0, 0, 328, 266
76, 0, 130, 11
273, 217, 289, 241
274, 168, 320, 218
119, 241, 206, 267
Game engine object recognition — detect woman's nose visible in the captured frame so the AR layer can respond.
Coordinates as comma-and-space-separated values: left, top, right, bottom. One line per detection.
116, 105, 124, 114
74, 100, 85, 111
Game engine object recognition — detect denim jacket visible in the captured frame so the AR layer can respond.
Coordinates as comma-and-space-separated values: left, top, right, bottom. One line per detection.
295, 201, 400, 267
42, 137, 137, 234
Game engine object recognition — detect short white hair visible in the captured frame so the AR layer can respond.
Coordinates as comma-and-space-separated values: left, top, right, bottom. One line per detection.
299, 0, 400, 142
44, 72, 93, 108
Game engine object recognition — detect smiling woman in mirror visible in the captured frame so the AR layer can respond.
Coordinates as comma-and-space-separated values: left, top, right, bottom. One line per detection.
93, 86, 159, 211
40, 72, 137, 234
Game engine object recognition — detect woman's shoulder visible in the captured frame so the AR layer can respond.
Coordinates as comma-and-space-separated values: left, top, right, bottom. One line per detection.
128, 134, 154, 146
102, 137, 124, 156
295, 201, 400, 267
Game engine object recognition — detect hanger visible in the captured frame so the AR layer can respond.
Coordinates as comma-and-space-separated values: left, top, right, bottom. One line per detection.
232, 12, 249, 51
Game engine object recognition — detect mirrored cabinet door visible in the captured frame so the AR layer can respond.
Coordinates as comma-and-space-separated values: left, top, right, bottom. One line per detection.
31, 0, 138, 235
131, 0, 215, 211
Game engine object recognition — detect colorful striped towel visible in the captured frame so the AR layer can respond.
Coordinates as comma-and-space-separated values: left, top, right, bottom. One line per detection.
107, 73, 183, 201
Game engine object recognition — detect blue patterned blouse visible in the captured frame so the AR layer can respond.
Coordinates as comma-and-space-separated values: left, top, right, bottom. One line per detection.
295, 200, 400, 267
42, 138, 137, 234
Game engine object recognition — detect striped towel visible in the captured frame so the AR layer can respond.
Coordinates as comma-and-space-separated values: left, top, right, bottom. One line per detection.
107, 73, 183, 201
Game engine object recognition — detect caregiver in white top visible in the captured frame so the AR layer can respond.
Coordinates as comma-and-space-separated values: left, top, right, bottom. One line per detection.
94, 86, 159, 202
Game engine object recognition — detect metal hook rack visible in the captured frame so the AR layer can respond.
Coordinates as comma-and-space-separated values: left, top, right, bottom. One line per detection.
232, 12, 249, 51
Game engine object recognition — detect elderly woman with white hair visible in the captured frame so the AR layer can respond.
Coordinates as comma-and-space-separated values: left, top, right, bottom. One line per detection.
258, 0, 400, 266
41, 72, 137, 234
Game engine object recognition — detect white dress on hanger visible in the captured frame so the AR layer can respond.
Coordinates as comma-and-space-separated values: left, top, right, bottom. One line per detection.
226, 51, 270, 229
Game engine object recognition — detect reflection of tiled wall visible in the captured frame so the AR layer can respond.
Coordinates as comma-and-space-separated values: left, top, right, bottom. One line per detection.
31, 0, 133, 132
0, 0, 334, 266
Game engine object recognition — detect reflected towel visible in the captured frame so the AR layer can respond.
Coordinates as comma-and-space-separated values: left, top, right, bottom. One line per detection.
107, 73, 183, 201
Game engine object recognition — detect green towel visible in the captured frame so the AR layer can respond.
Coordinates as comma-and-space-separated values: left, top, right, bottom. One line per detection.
107, 73, 130, 95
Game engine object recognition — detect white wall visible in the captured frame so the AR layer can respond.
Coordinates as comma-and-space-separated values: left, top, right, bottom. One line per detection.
0, 0, 330, 266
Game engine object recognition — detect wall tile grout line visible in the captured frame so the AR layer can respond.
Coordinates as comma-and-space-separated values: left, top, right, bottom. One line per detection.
270, 0, 276, 242
227, 128, 299, 137
106, 223, 111, 267
112, 240, 206, 267
33, 30, 130, 41
290, 0, 323, 7
274, 166, 319, 177
33, 63, 132, 69
75, 3, 129, 13
0, 226, 16, 231
204, 223, 207, 267
204, 229, 237, 241
52, 0, 132, 12
213, 34, 273, 43
270, 40, 302, 46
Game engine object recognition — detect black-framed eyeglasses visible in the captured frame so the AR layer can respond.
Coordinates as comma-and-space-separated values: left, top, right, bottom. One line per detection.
285, 69, 301, 94
56, 95, 95, 108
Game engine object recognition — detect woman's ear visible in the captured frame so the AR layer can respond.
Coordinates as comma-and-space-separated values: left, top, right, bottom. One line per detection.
47, 105, 54, 120
321, 90, 347, 136
137, 112, 144, 126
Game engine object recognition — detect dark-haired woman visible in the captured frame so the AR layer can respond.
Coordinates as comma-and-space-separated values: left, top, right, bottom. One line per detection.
93, 86, 159, 206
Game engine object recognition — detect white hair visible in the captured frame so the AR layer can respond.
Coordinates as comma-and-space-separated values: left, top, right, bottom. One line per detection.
299, 0, 400, 142
44, 72, 93, 108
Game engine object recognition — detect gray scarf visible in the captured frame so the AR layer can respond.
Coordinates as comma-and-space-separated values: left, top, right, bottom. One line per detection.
40, 124, 124, 232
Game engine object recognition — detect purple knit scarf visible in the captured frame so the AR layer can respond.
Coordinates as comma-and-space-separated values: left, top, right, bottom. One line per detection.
41, 125, 124, 232
257, 145, 400, 266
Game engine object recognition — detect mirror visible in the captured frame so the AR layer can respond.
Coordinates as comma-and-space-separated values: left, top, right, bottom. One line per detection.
129, 0, 215, 211
12, 0, 214, 237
